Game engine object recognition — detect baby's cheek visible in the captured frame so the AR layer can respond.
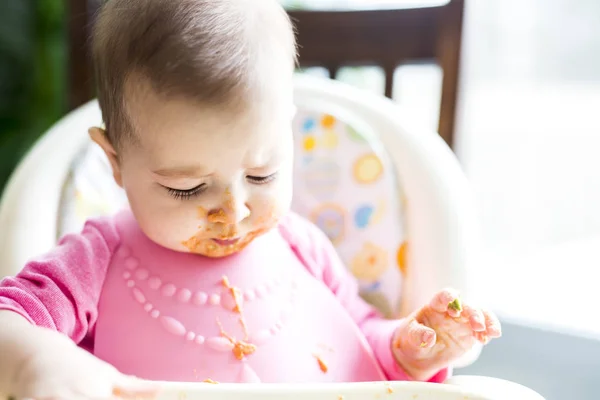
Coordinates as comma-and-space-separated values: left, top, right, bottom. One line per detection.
184, 206, 210, 236
259, 183, 292, 223
136, 208, 192, 251
252, 203, 281, 229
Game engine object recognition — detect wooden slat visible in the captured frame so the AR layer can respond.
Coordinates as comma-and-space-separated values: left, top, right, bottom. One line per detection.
288, 8, 440, 66
436, 0, 464, 148
67, 0, 94, 110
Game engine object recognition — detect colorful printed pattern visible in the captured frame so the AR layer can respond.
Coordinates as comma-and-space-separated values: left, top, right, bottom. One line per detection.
291, 108, 407, 317
57, 108, 408, 318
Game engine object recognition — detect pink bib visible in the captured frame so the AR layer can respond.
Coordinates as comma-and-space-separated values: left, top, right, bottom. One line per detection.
94, 212, 386, 383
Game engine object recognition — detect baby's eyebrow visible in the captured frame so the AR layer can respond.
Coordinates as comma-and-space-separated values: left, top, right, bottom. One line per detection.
152, 165, 210, 178
245, 157, 282, 171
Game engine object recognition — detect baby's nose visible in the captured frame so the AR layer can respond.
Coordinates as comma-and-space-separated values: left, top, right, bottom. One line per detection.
208, 198, 250, 225
207, 208, 228, 224
231, 203, 251, 224
208, 206, 250, 225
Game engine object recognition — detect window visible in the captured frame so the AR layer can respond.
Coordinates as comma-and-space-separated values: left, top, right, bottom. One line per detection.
285, 0, 600, 336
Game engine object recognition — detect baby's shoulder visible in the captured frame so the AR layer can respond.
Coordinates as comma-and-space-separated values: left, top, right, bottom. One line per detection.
277, 211, 328, 245
61, 211, 125, 251
277, 211, 335, 265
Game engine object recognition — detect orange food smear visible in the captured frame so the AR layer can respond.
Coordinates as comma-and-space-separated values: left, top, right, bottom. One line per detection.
225, 198, 234, 212
219, 224, 239, 240
221, 276, 244, 313
183, 226, 269, 257
386, 384, 394, 394
203, 379, 218, 384
232, 341, 257, 360
207, 209, 227, 223
393, 336, 403, 350
239, 317, 250, 340
182, 235, 203, 252
216, 318, 257, 361
314, 355, 328, 373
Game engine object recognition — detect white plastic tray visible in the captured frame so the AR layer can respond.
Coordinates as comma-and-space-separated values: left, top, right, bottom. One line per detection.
153, 376, 545, 400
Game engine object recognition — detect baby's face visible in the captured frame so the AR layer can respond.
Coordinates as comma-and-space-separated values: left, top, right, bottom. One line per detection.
104, 86, 295, 257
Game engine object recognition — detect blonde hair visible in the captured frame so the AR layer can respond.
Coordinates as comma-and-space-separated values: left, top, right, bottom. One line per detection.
91, 0, 297, 147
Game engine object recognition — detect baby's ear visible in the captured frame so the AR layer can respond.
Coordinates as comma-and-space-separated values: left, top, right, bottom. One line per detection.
88, 127, 123, 187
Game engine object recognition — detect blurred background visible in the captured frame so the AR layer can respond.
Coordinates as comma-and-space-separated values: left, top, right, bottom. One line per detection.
1, 0, 600, 397
0, 0, 65, 191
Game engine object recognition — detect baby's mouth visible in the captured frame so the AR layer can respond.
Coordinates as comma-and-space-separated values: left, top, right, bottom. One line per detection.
212, 238, 240, 246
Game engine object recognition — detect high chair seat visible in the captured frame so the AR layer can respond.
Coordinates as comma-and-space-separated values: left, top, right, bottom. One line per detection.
0, 75, 545, 398
0, 74, 479, 315
290, 102, 406, 317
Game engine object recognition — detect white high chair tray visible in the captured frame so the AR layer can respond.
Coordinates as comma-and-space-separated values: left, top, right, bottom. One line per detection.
153, 376, 545, 400
156, 382, 468, 400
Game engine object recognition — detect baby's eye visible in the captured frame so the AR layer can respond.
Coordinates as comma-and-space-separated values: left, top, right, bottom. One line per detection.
163, 183, 207, 200
247, 172, 278, 185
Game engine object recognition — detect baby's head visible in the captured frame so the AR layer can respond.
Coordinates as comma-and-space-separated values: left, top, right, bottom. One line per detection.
89, 0, 297, 257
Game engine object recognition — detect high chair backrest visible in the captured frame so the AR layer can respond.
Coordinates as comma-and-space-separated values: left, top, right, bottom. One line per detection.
0, 74, 479, 319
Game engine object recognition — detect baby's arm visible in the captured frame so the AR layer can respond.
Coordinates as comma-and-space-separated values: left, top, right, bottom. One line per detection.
0, 218, 122, 396
0, 311, 90, 396
0, 310, 155, 399
279, 213, 449, 382
0, 219, 119, 338
0, 311, 42, 395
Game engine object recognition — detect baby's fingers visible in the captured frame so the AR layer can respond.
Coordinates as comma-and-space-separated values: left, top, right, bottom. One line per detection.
399, 319, 437, 350
430, 288, 461, 317
461, 305, 486, 332
474, 331, 490, 344
473, 310, 502, 344
483, 309, 502, 338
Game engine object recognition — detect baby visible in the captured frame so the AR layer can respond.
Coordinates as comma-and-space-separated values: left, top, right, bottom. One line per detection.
0, 0, 501, 398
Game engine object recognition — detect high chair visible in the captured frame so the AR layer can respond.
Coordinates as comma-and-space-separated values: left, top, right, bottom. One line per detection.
0, 75, 544, 399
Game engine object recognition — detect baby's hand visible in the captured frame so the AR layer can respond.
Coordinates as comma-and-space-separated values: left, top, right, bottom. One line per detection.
392, 288, 501, 381
10, 327, 156, 400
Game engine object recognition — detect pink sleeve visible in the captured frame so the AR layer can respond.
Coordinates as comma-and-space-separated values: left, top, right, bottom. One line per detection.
279, 212, 449, 383
0, 217, 120, 345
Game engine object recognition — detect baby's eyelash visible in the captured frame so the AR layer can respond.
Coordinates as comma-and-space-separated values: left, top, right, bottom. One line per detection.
164, 184, 207, 200
247, 173, 277, 185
